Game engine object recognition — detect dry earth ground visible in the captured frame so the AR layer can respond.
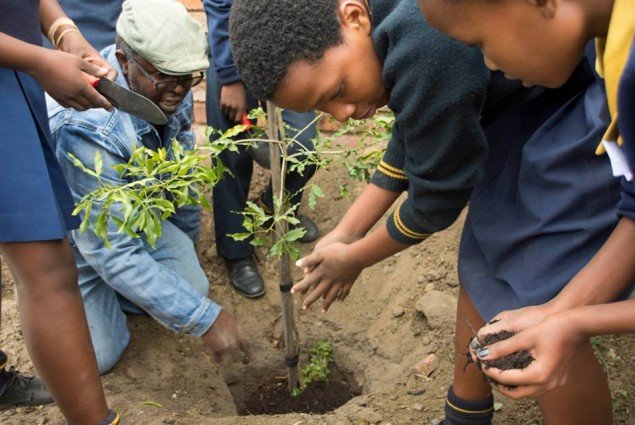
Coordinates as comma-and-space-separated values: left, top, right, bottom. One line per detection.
2, 136, 635, 425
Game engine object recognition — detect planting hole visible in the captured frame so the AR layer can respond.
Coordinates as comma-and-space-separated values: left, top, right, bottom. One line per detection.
239, 363, 360, 415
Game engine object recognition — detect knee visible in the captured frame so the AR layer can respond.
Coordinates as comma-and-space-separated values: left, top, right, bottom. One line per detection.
97, 348, 123, 375
18, 255, 79, 296
94, 328, 130, 374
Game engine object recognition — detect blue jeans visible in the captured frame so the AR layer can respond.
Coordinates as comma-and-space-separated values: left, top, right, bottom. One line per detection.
74, 220, 210, 374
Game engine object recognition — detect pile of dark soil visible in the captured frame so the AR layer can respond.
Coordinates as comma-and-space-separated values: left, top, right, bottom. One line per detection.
468, 330, 535, 389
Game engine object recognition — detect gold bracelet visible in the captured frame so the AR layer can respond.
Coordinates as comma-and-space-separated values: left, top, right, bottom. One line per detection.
47, 17, 77, 46
53, 27, 81, 49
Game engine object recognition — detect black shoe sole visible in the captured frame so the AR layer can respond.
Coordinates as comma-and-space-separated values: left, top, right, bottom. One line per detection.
231, 283, 266, 299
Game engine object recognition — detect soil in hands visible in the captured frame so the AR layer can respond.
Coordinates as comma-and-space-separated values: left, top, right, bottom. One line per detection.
478, 330, 534, 371
240, 366, 360, 415
469, 330, 535, 388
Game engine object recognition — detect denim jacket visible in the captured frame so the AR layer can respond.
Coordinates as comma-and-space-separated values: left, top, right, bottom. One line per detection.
48, 45, 220, 337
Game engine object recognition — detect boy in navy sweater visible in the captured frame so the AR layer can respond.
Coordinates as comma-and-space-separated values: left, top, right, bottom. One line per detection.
204, 0, 320, 299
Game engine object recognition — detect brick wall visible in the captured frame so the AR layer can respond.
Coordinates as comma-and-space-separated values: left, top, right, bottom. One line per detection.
179, 1, 208, 134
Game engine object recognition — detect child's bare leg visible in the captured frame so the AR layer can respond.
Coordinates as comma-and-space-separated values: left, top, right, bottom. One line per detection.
538, 340, 612, 425
453, 284, 491, 400
0, 240, 109, 425
441, 284, 494, 424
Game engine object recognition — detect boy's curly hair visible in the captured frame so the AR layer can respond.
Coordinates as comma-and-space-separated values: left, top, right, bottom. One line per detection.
229, 0, 344, 100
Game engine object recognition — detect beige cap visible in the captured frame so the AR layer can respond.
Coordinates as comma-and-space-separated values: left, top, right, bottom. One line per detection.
117, 0, 209, 75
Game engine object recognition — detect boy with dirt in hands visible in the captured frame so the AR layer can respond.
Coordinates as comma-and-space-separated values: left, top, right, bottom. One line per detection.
229, 0, 630, 423
418, 0, 635, 421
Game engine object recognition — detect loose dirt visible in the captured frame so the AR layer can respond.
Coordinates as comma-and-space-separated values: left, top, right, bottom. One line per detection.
2, 142, 635, 424
479, 331, 535, 372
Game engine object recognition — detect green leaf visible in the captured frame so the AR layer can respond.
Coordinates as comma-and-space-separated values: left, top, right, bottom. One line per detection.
284, 228, 306, 242
79, 214, 91, 233
286, 243, 302, 261
139, 400, 163, 408
229, 232, 251, 241
267, 241, 284, 258
222, 124, 250, 140
251, 237, 269, 247
94, 151, 103, 176
67, 153, 99, 178
145, 212, 158, 249
308, 184, 324, 209
199, 195, 211, 210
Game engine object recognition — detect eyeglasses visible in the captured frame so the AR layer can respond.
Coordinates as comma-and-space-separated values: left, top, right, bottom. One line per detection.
128, 55, 204, 91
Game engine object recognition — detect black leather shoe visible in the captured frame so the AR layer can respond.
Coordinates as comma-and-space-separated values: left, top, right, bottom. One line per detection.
295, 214, 320, 243
226, 257, 266, 298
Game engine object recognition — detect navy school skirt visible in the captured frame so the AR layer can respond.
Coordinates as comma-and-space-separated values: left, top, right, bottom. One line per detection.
459, 78, 632, 321
0, 68, 80, 242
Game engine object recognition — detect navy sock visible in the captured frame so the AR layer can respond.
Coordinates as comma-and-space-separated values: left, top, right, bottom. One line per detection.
443, 385, 494, 425
98, 409, 120, 425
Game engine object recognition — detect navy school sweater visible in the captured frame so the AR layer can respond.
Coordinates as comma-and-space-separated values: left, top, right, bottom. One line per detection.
369, 0, 490, 244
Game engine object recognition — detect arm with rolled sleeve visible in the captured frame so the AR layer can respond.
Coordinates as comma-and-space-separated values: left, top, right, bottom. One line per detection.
55, 115, 220, 337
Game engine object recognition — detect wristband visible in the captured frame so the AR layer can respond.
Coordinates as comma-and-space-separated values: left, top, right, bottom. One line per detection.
47, 17, 77, 46
53, 27, 81, 49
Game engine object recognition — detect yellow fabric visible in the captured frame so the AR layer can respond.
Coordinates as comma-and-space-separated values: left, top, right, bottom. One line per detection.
110, 412, 120, 425
446, 397, 494, 415
594, 0, 635, 154
377, 160, 407, 179
393, 202, 431, 240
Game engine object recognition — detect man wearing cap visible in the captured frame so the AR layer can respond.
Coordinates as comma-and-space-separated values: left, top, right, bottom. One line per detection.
48, 0, 248, 374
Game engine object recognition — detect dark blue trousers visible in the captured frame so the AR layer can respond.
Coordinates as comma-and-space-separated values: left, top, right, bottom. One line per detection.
206, 68, 317, 260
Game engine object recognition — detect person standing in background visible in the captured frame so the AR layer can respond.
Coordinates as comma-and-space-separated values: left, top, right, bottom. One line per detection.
203, 0, 320, 299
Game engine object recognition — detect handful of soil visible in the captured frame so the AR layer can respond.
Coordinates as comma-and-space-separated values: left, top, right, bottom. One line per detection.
478, 330, 534, 371
472, 330, 535, 388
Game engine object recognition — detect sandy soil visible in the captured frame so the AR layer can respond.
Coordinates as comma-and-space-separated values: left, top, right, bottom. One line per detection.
2, 146, 635, 425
